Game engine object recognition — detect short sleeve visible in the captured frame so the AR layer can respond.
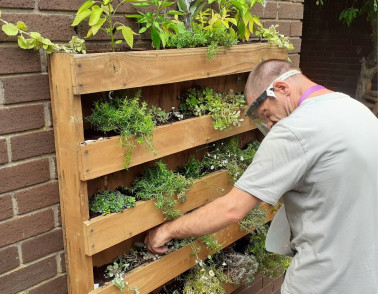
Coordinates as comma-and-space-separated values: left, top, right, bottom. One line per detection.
235, 125, 308, 205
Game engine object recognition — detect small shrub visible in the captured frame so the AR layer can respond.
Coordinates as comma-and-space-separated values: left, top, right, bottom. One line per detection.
90, 190, 136, 215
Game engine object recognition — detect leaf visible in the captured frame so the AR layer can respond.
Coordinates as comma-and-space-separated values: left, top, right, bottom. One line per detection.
177, 0, 188, 12
150, 26, 160, 49
162, 1, 175, 8
125, 14, 142, 18
16, 21, 28, 31
78, 1, 96, 13
115, 40, 123, 44
89, 5, 104, 26
17, 35, 28, 49
72, 9, 92, 26
139, 26, 147, 33
30, 32, 42, 39
86, 27, 94, 38
167, 10, 184, 16
91, 17, 106, 35
133, 2, 150, 7
103, 0, 110, 4
2, 23, 18, 36
121, 26, 134, 48
159, 32, 169, 48
252, 15, 262, 27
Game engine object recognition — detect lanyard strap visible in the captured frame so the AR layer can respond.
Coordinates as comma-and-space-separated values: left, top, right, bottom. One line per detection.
298, 85, 325, 106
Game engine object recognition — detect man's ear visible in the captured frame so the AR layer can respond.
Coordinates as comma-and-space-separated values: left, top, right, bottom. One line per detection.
273, 81, 291, 96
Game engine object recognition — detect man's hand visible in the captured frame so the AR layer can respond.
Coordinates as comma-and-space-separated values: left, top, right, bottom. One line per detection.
144, 222, 172, 254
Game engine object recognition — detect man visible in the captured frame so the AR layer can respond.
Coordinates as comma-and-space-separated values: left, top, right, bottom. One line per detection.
145, 59, 378, 293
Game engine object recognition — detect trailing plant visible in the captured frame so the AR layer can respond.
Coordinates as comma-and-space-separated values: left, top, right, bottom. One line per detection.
248, 225, 292, 279
86, 91, 156, 168
179, 87, 246, 130
198, 234, 223, 255
132, 161, 193, 219
256, 24, 294, 52
90, 189, 136, 215
0, 11, 86, 54
239, 204, 267, 233
72, 0, 139, 52
127, 0, 182, 49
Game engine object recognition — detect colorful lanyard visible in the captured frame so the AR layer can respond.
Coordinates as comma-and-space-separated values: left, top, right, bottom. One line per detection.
298, 85, 325, 106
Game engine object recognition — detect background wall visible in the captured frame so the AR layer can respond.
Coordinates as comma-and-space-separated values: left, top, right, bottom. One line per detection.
0, 1, 303, 293
300, 0, 375, 96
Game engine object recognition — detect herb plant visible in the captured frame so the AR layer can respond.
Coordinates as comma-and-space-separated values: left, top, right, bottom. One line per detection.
0, 11, 86, 54
72, 0, 139, 51
90, 190, 136, 215
86, 92, 156, 168
239, 203, 267, 233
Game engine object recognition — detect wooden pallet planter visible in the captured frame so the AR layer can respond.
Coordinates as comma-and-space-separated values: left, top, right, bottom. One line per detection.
49, 43, 287, 294
79, 108, 256, 181
90, 203, 276, 294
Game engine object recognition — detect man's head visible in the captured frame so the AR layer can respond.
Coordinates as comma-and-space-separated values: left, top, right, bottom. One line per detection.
244, 59, 303, 134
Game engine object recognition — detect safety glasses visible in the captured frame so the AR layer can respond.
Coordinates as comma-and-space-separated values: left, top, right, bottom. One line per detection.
245, 70, 302, 135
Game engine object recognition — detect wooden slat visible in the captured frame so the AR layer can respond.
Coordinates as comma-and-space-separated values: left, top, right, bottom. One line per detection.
49, 54, 94, 293
83, 170, 233, 256
89, 203, 275, 294
71, 44, 288, 94
79, 108, 256, 181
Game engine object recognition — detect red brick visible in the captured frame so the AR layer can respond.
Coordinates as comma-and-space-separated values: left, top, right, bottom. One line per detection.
289, 38, 301, 54
0, 47, 41, 74
263, 276, 274, 288
0, 137, 8, 164
39, 0, 134, 13
15, 181, 60, 214
29, 275, 68, 294
263, 20, 291, 36
10, 130, 55, 161
0, 208, 55, 248
278, 3, 304, 20
273, 275, 284, 291
290, 21, 302, 37
0, 245, 19, 274
0, 256, 56, 294
289, 54, 300, 68
233, 276, 263, 294
0, 194, 13, 221
0, 0, 35, 9
0, 104, 45, 135
1, 74, 50, 105
0, 13, 76, 42
59, 252, 66, 273
21, 229, 64, 263
251, 2, 277, 19
0, 158, 50, 194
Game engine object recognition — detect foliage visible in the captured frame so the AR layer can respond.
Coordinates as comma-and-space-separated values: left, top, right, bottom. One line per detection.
256, 25, 294, 52
86, 91, 156, 168
179, 87, 246, 130
248, 225, 292, 279
127, 0, 182, 49
239, 203, 267, 233
0, 11, 86, 54
72, 0, 139, 52
132, 161, 193, 219
149, 105, 171, 124
198, 234, 223, 254
180, 156, 207, 180
90, 189, 136, 215
176, 0, 206, 30
202, 137, 260, 182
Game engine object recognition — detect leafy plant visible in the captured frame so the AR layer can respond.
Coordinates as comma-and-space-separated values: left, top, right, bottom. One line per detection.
239, 203, 267, 233
179, 88, 246, 130
127, 0, 182, 49
86, 91, 156, 168
72, 0, 139, 52
176, 0, 206, 30
0, 11, 86, 54
248, 225, 292, 279
256, 24, 294, 52
132, 161, 193, 219
90, 190, 136, 215
149, 105, 171, 124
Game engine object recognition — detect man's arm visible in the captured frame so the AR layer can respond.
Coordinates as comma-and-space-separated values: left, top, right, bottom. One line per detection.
144, 187, 260, 254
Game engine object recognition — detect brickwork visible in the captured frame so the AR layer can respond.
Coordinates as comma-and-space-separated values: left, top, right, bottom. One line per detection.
300, 0, 374, 96
0, 1, 303, 293
233, 273, 285, 294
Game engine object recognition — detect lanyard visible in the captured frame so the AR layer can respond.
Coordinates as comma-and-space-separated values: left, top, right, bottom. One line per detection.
298, 85, 325, 106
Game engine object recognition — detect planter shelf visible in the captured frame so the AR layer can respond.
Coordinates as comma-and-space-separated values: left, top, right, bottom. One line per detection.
90, 203, 276, 294
49, 43, 287, 294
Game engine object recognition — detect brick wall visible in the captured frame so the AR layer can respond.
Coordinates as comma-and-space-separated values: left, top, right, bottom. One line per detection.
0, 1, 303, 293
300, 0, 374, 96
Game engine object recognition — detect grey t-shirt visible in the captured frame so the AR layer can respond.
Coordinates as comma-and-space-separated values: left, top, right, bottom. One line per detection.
235, 92, 378, 293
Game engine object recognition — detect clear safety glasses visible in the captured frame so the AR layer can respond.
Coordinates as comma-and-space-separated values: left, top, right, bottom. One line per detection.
245, 70, 302, 135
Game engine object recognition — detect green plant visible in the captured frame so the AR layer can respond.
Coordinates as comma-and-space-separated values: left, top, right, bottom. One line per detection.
132, 161, 193, 219
180, 156, 206, 180
86, 92, 156, 168
0, 11, 86, 54
72, 0, 139, 52
198, 234, 222, 255
256, 25, 294, 52
239, 203, 267, 233
149, 105, 171, 125
179, 88, 246, 130
176, 0, 206, 30
90, 189, 136, 215
248, 225, 292, 279
127, 0, 182, 49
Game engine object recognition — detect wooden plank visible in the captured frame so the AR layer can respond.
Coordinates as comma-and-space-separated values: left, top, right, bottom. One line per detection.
49, 54, 94, 293
83, 170, 234, 256
71, 44, 288, 94
89, 203, 275, 294
79, 108, 256, 181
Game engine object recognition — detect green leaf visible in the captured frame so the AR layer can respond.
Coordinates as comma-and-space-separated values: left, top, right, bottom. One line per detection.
72, 9, 92, 26
162, 1, 175, 8
86, 27, 94, 38
91, 17, 106, 35
133, 2, 149, 6
30, 32, 41, 39
167, 10, 184, 16
139, 27, 147, 33
78, 0, 96, 13
125, 14, 142, 18
2, 23, 18, 36
121, 26, 134, 48
89, 5, 103, 26
103, 0, 110, 4
16, 21, 28, 31
17, 35, 28, 49
150, 26, 160, 49
177, 0, 188, 12
115, 40, 123, 44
